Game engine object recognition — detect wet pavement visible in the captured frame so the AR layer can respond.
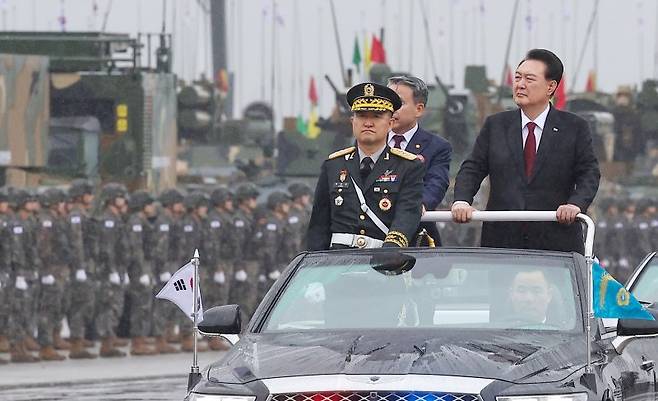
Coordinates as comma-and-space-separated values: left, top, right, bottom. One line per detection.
0, 345, 219, 401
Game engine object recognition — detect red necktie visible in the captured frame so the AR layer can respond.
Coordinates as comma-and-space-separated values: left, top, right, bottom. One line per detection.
392, 134, 405, 149
524, 122, 537, 178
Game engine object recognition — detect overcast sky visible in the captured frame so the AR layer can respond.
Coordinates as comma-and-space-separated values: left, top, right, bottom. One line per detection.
3, 0, 657, 122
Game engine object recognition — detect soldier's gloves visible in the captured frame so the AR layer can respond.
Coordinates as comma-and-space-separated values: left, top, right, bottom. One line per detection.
40, 274, 56, 285
304, 282, 325, 303
15, 276, 28, 291
213, 271, 226, 284
267, 270, 281, 280
619, 258, 630, 268
159, 272, 172, 283
258, 274, 266, 283
75, 269, 88, 282
235, 270, 247, 282
139, 274, 150, 286
109, 271, 121, 285
123, 273, 130, 285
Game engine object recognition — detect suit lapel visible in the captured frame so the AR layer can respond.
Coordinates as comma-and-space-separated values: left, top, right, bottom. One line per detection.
505, 110, 525, 179
405, 128, 428, 155
529, 106, 560, 182
364, 147, 395, 190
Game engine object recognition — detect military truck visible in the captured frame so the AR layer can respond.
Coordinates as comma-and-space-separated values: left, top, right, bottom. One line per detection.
0, 31, 177, 192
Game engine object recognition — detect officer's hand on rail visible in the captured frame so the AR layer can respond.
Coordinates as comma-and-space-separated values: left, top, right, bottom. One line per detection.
451, 202, 476, 223
556, 204, 581, 224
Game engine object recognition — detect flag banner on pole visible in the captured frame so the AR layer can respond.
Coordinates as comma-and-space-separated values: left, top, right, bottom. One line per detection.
592, 261, 654, 320
156, 261, 204, 322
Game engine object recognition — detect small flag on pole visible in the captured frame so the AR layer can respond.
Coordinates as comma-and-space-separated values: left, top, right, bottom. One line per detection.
592, 261, 654, 320
156, 261, 204, 322
352, 36, 362, 73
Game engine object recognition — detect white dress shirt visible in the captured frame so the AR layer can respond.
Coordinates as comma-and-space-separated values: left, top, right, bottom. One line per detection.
521, 103, 550, 151
387, 123, 418, 151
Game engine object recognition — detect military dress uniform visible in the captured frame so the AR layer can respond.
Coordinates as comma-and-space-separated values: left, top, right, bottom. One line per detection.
307, 82, 424, 251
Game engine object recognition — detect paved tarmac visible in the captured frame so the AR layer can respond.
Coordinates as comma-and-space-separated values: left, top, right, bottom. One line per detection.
0, 343, 221, 401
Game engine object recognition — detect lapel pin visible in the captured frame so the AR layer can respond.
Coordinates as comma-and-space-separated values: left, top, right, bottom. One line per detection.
415, 144, 421, 149
553, 127, 558, 132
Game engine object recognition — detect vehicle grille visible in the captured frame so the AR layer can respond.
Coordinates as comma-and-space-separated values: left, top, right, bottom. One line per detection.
272, 392, 479, 401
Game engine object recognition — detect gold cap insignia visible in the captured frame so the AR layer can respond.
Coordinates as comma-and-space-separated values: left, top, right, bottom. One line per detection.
364, 83, 374, 96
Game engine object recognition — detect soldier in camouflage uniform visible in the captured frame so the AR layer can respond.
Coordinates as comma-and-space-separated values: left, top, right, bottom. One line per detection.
126, 191, 159, 356
66, 179, 99, 359
286, 183, 313, 256
151, 189, 183, 354
35, 188, 70, 361
636, 199, 656, 263
205, 187, 236, 351
594, 198, 618, 275
179, 192, 210, 352
259, 191, 292, 300
24, 192, 42, 353
7, 190, 40, 362
0, 190, 11, 362
229, 183, 261, 318
95, 183, 129, 357
617, 198, 638, 283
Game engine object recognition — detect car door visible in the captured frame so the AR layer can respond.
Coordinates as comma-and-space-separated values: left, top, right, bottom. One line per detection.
607, 252, 658, 400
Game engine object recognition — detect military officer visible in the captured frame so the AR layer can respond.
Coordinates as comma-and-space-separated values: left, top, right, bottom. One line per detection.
307, 82, 425, 250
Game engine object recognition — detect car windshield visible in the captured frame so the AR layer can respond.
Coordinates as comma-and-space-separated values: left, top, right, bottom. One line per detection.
262, 251, 582, 333
632, 256, 658, 304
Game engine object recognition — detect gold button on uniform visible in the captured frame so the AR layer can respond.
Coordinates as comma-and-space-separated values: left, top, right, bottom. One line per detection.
383, 189, 389, 194
359, 229, 365, 235
359, 214, 365, 220
338, 188, 343, 192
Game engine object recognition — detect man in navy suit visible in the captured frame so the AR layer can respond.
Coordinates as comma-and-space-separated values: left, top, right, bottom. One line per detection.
387, 76, 452, 245
452, 49, 600, 254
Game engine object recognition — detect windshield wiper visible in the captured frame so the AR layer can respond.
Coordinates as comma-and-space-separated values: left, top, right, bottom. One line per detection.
345, 335, 363, 363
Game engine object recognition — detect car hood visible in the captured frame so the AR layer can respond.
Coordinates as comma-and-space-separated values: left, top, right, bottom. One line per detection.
207, 331, 589, 385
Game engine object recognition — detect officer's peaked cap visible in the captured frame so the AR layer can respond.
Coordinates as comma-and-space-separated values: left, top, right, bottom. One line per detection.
346, 82, 402, 113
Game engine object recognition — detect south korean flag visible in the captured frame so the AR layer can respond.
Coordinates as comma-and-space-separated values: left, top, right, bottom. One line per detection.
156, 261, 204, 322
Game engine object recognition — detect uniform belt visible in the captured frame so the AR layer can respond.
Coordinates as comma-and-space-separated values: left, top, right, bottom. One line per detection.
331, 233, 383, 249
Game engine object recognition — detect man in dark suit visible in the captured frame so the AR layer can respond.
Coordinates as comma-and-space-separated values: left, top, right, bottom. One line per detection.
307, 82, 424, 251
451, 49, 600, 254
387, 76, 452, 246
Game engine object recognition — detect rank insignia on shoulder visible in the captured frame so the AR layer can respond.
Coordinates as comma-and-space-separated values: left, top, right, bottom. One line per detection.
328, 146, 355, 160
390, 147, 417, 160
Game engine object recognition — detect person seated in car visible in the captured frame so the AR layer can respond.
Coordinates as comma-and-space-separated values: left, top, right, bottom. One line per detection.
507, 269, 554, 325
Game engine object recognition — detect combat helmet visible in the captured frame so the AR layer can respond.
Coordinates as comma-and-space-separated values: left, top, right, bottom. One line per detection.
288, 182, 312, 199
128, 190, 155, 211
235, 183, 260, 202
184, 192, 210, 210
267, 190, 291, 210
159, 188, 184, 207
100, 183, 127, 204
40, 188, 67, 208
11, 189, 36, 210
210, 187, 233, 206
68, 179, 94, 200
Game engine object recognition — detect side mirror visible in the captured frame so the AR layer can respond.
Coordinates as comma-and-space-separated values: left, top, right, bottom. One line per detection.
198, 305, 242, 337
617, 305, 658, 337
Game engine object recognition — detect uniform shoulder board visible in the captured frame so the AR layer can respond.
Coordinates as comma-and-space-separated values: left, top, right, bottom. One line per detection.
327, 146, 356, 160
390, 147, 417, 161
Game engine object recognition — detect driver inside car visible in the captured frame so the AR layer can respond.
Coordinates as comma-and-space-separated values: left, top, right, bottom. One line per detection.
508, 269, 554, 325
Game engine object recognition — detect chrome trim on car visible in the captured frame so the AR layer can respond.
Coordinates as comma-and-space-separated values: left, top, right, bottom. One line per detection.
261, 374, 494, 394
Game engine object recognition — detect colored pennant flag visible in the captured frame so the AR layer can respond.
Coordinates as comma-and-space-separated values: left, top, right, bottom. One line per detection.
352, 36, 362, 73
504, 64, 513, 87
585, 70, 597, 93
363, 34, 371, 75
217, 69, 229, 93
553, 75, 567, 110
296, 115, 308, 136
592, 261, 654, 320
308, 76, 318, 106
307, 108, 321, 139
156, 261, 204, 322
371, 35, 387, 64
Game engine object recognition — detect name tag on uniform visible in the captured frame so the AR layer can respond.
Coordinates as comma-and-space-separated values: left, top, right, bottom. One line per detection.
235, 220, 245, 228
42, 220, 53, 228
266, 223, 277, 231
105, 220, 115, 228
598, 222, 607, 228
334, 182, 349, 189
13, 226, 23, 234
210, 220, 221, 228
71, 216, 81, 224
288, 216, 299, 224
639, 222, 649, 230
256, 231, 263, 239
184, 225, 194, 232
159, 224, 169, 232
132, 224, 143, 232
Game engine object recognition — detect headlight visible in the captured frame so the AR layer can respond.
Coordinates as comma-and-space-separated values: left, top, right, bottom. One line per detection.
497, 394, 588, 401
188, 395, 256, 401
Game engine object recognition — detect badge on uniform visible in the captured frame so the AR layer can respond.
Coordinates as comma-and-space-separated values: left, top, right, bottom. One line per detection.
335, 195, 344, 206
376, 173, 397, 183
379, 197, 392, 211
339, 169, 348, 182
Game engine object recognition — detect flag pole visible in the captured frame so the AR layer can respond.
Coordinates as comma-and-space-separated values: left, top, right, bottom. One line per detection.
187, 248, 202, 392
